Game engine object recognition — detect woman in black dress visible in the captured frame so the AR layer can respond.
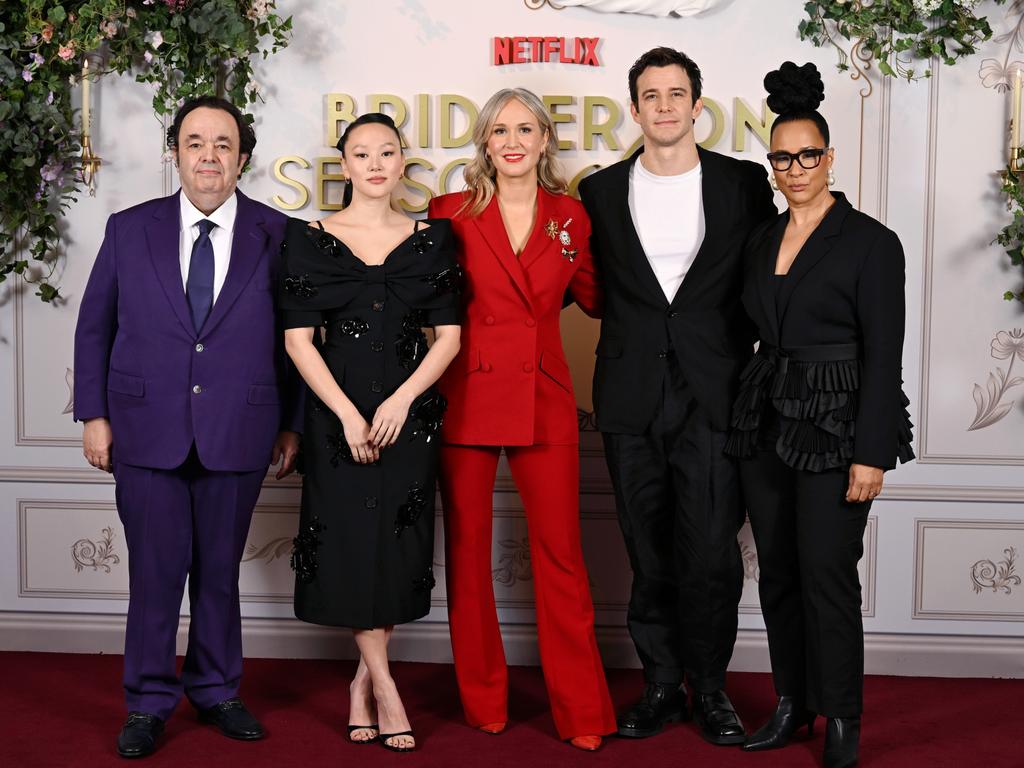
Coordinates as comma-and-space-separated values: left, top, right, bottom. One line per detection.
724, 63, 914, 768
279, 113, 461, 752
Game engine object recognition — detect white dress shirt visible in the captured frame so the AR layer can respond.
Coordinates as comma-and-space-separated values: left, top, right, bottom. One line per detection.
628, 158, 705, 302
179, 191, 237, 304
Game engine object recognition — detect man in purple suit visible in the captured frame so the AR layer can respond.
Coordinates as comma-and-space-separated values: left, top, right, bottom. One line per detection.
74, 96, 301, 759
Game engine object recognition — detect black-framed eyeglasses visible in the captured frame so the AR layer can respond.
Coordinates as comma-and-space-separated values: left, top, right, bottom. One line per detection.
767, 148, 828, 171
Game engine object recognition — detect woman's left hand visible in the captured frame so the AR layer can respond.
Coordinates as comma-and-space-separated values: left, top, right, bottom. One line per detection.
846, 463, 884, 503
370, 392, 414, 448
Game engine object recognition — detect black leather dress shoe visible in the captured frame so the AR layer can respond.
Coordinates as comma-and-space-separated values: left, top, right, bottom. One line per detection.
197, 697, 265, 740
741, 695, 815, 751
616, 682, 689, 738
693, 689, 746, 745
823, 717, 860, 768
117, 712, 164, 759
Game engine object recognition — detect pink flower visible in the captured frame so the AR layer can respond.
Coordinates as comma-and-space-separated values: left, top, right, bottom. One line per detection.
41, 24, 54, 43
991, 328, 1024, 362
145, 30, 164, 49
143, 50, 153, 64
101, 20, 118, 39
58, 43, 76, 61
22, 69, 33, 82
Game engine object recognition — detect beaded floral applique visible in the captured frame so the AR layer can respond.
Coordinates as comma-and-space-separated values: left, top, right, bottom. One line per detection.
422, 264, 463, 295
283, 273, 317, 299
290, 517, 325, 584
409, 392, 447, 441
394, 482, 427, 537
396, 309, 428, 370
412, 566, 436, 592
338, 317, 369, 338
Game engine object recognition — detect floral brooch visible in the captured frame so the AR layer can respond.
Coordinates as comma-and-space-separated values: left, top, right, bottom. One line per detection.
545, 217, 576, 262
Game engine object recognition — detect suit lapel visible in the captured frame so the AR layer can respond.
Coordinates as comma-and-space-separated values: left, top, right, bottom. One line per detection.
519, 186, 556, 271
754, 214, 787, 343
201, 190, 266, 337
613, 152, 670, 307
670, 148, 723, 306
776, 193, 851, 332
146, 191, 195, 335
471, 195, 534, 312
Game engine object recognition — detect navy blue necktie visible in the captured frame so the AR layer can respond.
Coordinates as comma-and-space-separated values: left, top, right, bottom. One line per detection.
186, 219, 216, 332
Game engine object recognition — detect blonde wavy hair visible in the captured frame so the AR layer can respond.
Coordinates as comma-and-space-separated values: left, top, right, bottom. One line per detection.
458, 88, 567, 218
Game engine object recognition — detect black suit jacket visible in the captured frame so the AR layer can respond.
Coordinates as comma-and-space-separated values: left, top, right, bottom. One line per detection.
579, 146, 776, 433
742, 192, 908, 469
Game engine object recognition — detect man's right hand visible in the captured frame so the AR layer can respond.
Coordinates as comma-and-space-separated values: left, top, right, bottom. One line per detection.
83, 418, 114, 473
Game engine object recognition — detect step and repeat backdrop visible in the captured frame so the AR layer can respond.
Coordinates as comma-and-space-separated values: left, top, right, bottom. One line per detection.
2, 0, 1022, 673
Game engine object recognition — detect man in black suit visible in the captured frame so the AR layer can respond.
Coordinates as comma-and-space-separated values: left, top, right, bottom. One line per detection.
578, 47, 776, 745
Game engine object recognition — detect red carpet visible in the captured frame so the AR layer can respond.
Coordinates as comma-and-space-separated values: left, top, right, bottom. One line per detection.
2, 651, 1021, 767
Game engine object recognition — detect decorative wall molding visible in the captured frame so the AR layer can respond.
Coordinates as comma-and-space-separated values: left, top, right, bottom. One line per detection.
17, 499, 301, 604
1, 611, 1020, 679
914, 519, 1024, 622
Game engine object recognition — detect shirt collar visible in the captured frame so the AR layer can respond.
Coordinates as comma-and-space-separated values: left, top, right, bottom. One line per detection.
179, 190, 238, 233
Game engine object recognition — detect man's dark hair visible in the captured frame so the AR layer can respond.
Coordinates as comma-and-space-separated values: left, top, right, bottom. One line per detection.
166, 96, 257, 174
628, 47, 703, 107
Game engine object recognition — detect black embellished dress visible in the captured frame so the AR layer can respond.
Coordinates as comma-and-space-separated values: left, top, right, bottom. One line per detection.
724, 193, 913, 718
278, 217, 460, 629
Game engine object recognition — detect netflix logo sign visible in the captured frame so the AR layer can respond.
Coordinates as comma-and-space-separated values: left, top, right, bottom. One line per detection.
492, 36, 601, 66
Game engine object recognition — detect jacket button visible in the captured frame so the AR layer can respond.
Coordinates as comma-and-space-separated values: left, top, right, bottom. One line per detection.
372, 300, 385, 312
667, 309, 679, 318
370, 381, 383, 393
370, 341, 383, 353
195, 343, 204, 353
657, 349, 668, 359
482, 362, 493, 373
365, 497, 378, 509
525, 318, 536, 328
523, 362, 534, 373
192, 385, 202, 394
484, 315, 495, 325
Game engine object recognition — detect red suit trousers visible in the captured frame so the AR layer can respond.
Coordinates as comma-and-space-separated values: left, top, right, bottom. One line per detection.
439, 443, 616, 739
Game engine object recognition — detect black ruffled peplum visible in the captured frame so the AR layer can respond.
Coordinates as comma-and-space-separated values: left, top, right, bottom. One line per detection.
725, 348, 915, 472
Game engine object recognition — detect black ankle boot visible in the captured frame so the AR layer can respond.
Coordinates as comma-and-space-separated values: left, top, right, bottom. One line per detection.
823, 717, 860, 768
741, 696, 815, 751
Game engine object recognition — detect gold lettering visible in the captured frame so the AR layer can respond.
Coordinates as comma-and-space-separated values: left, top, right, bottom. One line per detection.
733, 97, 774, 152
440, 95, 478, 149
697, 97, 726, 150
325, 93, 357, 148
582, 96, 621, 151
416, 93, 430, 148
399, 157, 435, 214
622, 135, 644, 158
543, 95, 576, 151
272, 155, 311, 211
439, 158, 470, 194
369, 94, 410, 147
316, 156, 346, 211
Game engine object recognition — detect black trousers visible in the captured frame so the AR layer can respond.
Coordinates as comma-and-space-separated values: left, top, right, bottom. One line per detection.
602, 356, 744, 693
739, 448, 871, 717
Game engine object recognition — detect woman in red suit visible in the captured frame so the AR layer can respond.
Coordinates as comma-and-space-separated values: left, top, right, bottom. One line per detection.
428, 88, 615, 751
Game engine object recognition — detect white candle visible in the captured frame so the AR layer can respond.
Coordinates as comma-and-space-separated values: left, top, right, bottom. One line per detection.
81, 59, 90, 138
1011, 66, 1019, 162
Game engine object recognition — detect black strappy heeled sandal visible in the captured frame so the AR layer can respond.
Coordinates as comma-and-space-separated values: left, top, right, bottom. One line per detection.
347, 724, 379, 744
379, 730, 416, 752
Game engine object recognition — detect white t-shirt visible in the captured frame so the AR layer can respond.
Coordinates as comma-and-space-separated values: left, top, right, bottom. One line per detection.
628, 158, 705, 302
179, 191, 237, 304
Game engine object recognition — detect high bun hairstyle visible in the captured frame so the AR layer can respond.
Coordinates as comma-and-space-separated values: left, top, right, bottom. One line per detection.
335, 112, 404, 207
764, 61, 830, 146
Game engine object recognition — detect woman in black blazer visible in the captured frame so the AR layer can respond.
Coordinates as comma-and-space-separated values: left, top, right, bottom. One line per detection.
725, 63, 914, 768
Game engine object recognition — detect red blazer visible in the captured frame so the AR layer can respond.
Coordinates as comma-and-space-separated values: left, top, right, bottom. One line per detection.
429, 187, 601, 446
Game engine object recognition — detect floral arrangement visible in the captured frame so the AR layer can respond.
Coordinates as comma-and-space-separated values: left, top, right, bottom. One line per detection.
800, 0, 1010, 80
0, 1, 291, 303
995, 163, 1024, 302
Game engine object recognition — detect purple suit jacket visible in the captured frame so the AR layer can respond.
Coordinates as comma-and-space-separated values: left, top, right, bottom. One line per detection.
73, 189, 303, 472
